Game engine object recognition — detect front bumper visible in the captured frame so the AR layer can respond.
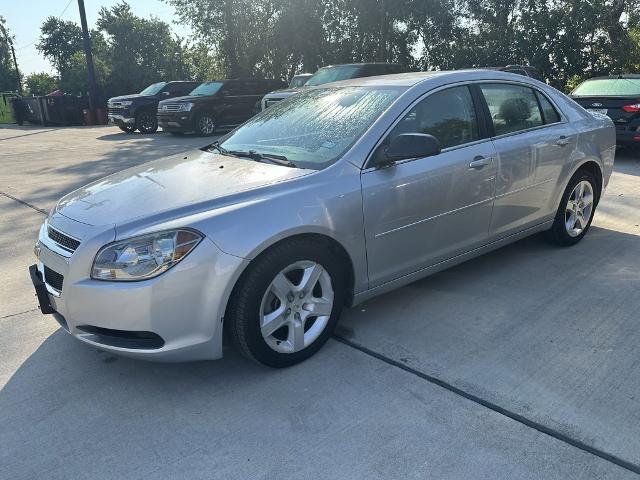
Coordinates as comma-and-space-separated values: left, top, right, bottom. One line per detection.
108, 114, 135, 125
31, 215, 248, 362
614, 124, 640, 145
157, 112, 193, 131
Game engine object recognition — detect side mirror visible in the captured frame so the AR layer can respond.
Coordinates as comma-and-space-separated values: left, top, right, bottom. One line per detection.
161, 91, 171, 97
377, 133, 441, 167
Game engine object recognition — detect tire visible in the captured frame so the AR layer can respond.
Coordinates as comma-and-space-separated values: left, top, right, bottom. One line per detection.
118, 124, 136, 133
545, 169, 598, 246
226, 238, 346, 367
135, 111, 158, 133
195, 113, 216, 136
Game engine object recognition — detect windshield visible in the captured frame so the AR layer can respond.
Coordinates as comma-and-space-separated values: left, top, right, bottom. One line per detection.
189, 81, 224, 96
305, 65, 363, 86
218, 86, 401, 169
139, 82, 167, 95
289, 75, 310, 88
572, 78, 640, 97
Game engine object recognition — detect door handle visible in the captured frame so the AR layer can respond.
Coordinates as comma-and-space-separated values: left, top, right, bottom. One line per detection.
556, 136, 570, 147
469, 156, 492, 169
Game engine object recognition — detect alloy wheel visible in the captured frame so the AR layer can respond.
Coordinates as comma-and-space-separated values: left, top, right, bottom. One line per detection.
565, 180, 594, 237
259, 261, 334, 354
198, 115, 215, 135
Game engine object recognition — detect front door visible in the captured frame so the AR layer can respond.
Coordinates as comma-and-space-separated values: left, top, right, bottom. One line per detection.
361, 85, 497, 287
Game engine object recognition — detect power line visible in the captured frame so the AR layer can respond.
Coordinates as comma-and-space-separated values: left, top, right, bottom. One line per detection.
15, 0, 75, 50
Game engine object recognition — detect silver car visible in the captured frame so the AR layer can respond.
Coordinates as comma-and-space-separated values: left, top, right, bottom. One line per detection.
30, 71, 615, 367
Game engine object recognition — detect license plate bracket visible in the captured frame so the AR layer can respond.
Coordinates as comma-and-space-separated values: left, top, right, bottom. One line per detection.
587, 108, 608, 115
29, 264, 56, 314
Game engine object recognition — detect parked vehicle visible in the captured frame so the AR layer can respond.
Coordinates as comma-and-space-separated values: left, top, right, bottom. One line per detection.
570, 75, 640, 146
107, 81, 200, 133
288, 73, 312, 88
157, 79, 285, 135
260, 62, 406, 110
30, 71, 614, 367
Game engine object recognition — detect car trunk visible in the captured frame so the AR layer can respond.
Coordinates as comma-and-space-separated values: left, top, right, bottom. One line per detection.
571, 95, 640, 124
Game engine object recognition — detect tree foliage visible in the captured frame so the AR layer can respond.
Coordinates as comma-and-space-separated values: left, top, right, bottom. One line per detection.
24, 72, 59, 95
168, 0, 640, 90
33, 0, 640, 99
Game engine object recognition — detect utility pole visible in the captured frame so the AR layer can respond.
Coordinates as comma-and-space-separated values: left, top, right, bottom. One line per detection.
10, 43, 21, 94
77, 0, 98, 114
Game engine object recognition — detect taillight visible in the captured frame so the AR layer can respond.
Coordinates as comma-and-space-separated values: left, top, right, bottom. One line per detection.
622, 103, 640, 112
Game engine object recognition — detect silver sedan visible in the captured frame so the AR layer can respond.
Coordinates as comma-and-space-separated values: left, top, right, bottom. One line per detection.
30, 71, 615, 367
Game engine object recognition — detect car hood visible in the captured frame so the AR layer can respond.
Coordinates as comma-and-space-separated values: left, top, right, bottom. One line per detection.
55, 150, 313, 227
264, 87, 305, 97
160, 95, 211, 104
108, 94, 153, 102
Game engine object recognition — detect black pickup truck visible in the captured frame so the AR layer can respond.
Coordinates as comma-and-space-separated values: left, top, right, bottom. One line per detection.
107, 81, 200, 133
157, 78, 285, 136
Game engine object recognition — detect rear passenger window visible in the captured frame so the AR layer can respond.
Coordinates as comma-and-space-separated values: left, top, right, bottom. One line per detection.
536, 92, 561, 124
383, 86, 480, 151
480, 84, 543, 136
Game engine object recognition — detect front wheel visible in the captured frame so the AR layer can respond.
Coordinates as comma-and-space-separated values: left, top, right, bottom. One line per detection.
226, 239, 346, 367
195, 113, 216, 136
136, 111, 158, 133
545, 170, 598, 246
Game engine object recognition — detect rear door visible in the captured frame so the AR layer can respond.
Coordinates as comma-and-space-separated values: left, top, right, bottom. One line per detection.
478, 82, 576, 238
361, 84, 497, 286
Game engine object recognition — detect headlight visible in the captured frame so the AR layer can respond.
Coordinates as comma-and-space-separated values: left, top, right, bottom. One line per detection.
120, 100, 133, 106
91, 229, 202, 281
180, 102, 194, 111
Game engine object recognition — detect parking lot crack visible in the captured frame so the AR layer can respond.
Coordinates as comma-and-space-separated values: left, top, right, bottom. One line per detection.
332, 334, 640, 476
0, 191, 47, 215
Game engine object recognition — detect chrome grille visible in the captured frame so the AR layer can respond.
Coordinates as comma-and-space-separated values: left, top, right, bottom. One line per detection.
44, 266, 64, 291
108, 106, 124, 115
158, 104, 182, 112
47, 226, 81, 253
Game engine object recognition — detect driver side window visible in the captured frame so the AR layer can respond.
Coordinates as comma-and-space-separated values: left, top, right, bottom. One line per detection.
374, 86, 480, 163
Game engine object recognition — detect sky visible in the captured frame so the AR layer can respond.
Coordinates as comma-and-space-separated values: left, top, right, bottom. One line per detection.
3, 0, 191, 76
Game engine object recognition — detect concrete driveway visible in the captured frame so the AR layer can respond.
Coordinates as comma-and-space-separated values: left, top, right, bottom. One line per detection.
1, 125, 639, 479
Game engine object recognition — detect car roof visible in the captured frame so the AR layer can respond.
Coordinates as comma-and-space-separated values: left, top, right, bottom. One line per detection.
327, 69, 535, 87
320, 63, 402, 68
584, 74, 640, 80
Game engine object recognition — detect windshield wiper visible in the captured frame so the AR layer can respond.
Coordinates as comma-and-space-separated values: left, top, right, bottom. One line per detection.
227, 149, 297, 168
206, 141, 229, 155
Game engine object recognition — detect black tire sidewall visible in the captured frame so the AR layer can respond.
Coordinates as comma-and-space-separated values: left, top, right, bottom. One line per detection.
228, 240, 346, 367
550, 170, 598, 245
136, 111, 158, 133
118, 125, 136, 133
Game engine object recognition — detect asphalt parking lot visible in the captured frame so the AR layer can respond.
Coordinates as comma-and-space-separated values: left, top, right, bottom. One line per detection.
1, 125, 640, 479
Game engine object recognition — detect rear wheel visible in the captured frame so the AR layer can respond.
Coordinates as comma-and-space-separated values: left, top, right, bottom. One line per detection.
136, 111, 158, 133
118, 124, 136, 133
195, 113, 216, 136
546, 170, 598, 246
226, 238, 346, 367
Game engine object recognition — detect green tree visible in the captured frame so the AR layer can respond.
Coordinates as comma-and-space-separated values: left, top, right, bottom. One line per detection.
36, 17, 83, 74
24, 72, 59, 95
97, 1, 193, 95
59, 51, 110, 98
